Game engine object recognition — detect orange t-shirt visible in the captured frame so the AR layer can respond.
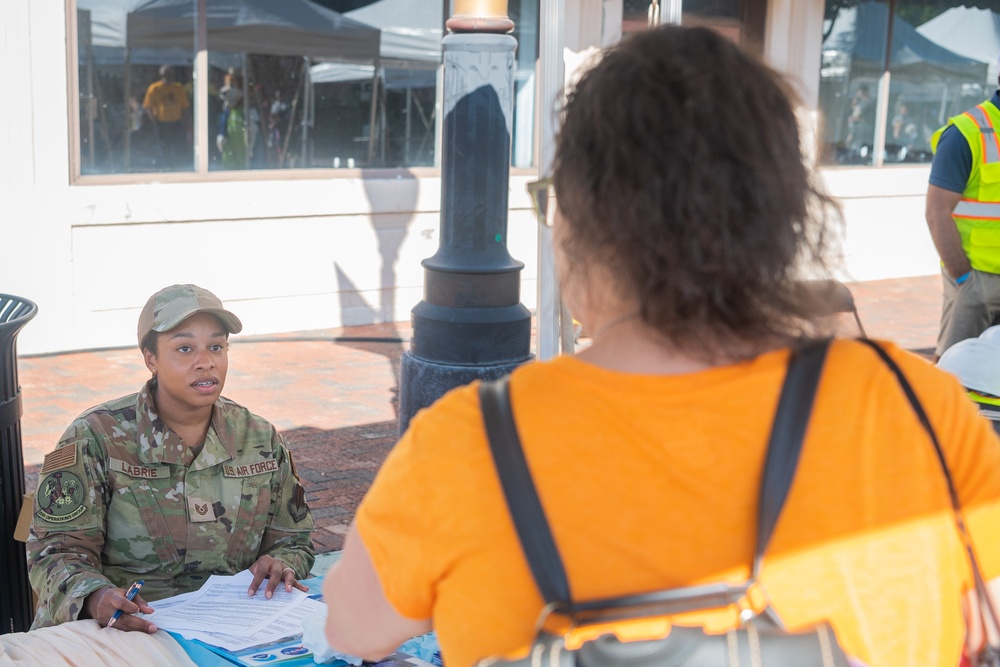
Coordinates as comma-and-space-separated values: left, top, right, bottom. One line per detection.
357, 339, 1000, 667
142, 80, 189, 123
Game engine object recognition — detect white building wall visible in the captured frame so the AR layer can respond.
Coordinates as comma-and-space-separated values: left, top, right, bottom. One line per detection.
6, 170, 540, 355
3, 0, 77, 355
823, 166, 940, 283
2, 0, 940, 356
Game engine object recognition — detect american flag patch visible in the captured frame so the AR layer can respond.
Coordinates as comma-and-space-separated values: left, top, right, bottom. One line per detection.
41, 446, 78, 474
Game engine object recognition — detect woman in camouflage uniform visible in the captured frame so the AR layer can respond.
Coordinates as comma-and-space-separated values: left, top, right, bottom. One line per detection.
27, 284, 315, 633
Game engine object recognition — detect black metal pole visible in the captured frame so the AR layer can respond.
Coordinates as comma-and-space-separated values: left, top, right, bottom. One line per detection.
0, 294, 38, 634
398, 6, 532, 435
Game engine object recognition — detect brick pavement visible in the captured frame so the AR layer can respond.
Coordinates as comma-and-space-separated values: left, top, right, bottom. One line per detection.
13, 275, 944, 554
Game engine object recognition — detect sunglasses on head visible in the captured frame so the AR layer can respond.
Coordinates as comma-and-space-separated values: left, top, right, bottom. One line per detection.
526, 177, 555, 228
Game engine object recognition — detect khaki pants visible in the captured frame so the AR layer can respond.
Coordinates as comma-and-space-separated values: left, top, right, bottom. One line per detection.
937, 269, 1000, 357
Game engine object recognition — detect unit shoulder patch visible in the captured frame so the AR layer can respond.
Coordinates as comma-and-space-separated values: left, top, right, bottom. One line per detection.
35, 470, 87, 523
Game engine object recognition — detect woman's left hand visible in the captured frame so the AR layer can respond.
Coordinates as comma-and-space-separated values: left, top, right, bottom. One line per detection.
247, 555, 311, 599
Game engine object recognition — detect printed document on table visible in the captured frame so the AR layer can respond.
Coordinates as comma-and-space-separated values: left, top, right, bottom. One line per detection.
172, 596, 326, 652
145, 589, 198, 614
143, 570, 310, 637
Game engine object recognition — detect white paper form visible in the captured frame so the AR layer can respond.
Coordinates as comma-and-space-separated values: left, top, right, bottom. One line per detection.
143, 590, 197, 614
171, 597, 326, 652
144, 570, 309, 637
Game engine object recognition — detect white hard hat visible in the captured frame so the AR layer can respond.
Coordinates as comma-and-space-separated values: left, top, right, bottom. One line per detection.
937, 338, 1000, 398
979, 325, 1000, 345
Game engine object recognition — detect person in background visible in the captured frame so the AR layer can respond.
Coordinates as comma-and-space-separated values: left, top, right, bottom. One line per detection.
217, 69, 262, 170
845, 83, 876, 153
321, 26, 1000, 667
890, 98, 918, 150
27, 284, 315, 632
268, 88, 290, 166
926, 64, 1000, 360
142, 65, 191, 170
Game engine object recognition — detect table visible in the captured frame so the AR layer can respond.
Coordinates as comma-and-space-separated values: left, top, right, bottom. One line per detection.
0, 578, 325, 667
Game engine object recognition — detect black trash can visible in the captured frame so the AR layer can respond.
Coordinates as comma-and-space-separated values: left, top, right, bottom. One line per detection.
0, 294, 37, 634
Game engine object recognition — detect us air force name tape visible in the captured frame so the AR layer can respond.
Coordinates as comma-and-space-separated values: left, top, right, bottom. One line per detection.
223, 459, 279, 477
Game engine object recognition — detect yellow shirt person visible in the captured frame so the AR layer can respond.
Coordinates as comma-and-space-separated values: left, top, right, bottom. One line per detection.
142, 68, 189, 123
141, 66, 190, 170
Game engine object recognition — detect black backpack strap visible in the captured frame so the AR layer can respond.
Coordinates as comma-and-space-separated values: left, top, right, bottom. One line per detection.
481, 339, 831, 607
752, 339, 831, 580
479, 376, 571, 605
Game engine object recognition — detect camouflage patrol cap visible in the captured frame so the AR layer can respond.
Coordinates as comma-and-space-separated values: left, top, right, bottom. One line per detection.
137, 284, 243, 348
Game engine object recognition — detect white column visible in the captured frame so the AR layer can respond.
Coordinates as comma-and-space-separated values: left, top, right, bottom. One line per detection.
535, 0, 566, 360
195, 0, 209, 173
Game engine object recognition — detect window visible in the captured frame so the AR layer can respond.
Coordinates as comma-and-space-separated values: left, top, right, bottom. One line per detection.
73, 0, 539, 177
680, 0, 766, 54
622, 0, 656, 34
510, 0, 539, 168
819, 0, 996, 167
622, 0, 766, 52
77, 3, 197, 174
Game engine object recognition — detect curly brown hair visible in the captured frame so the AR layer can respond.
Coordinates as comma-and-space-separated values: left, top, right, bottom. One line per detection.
553, 25, 842, 358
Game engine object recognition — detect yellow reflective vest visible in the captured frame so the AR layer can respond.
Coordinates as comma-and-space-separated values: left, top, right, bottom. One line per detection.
932, 101, 1000, 273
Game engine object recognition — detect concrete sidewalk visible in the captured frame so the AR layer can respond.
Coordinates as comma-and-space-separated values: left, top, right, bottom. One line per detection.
14, 275, 944, 554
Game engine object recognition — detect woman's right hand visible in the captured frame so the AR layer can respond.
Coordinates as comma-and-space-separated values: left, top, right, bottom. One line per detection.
83, 586, 157, 633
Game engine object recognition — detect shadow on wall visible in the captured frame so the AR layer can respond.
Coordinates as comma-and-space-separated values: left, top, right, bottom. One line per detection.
330, 169, 424, 420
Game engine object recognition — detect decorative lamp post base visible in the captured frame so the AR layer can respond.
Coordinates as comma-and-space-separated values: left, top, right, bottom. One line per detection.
398, 352, 530, 435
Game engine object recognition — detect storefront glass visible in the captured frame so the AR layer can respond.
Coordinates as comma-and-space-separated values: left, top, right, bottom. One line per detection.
622, 1, 765, 52
77, 3, 196, 173
819, 0, 995, 167
74, 0, 538, 177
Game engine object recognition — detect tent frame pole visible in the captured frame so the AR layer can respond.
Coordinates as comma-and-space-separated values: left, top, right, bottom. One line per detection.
194, 0, 209, 173
368, 58, 381, 165
872, 0, 896, 168
536, 0, 565, 360
124, 49, 132, 171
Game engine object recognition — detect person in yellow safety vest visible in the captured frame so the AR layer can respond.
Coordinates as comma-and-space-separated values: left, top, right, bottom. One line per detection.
926, 63, 1000, 361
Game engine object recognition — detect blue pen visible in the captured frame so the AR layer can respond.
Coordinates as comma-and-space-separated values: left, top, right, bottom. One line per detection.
107, 579, 144, 628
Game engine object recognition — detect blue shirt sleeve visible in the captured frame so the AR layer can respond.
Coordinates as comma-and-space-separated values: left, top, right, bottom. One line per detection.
929, 125, 972, 194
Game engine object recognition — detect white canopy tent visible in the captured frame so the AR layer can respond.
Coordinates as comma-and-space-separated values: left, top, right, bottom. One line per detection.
79, 0, 381, 64
309, 63, 436, 89
305, 0, 443, 166
917, 6, 1000, 87
307, 0, 442, 86
823, 2, 987, 80
345, 0, 442, 66
126, 0, 381, 64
